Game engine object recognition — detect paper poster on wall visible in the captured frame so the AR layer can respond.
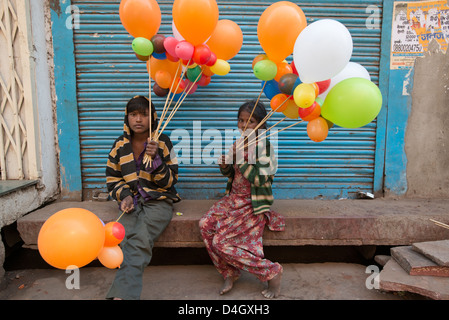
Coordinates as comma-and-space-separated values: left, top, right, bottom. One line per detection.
391, 0, 449, 69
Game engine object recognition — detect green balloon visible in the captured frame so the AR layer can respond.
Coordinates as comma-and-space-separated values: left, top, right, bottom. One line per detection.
187, 66, 202, 82
132, 37, 154, 56
253, 60, 277, 81
321, 77, 382, 128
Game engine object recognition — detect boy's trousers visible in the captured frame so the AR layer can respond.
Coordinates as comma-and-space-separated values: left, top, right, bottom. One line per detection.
106, 197, 173, 300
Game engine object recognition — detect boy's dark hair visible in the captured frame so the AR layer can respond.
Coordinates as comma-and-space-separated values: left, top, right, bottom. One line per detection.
237, 99, 268, 130
125, 95, 158, 131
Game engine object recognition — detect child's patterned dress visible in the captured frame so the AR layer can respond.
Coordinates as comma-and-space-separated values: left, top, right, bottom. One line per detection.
200, 163, 285, 282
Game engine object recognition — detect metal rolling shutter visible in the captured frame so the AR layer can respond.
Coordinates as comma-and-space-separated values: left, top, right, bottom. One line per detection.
73, 0, 383, 200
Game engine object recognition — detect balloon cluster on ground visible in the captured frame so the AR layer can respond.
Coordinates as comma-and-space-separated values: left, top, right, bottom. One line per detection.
38, 208, 125, 270
254, 2, 382, 142
119, 0, 243, 98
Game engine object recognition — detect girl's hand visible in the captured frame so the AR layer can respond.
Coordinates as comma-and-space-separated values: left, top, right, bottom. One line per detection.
146, 139, 158, 159
120, 195, 134, 212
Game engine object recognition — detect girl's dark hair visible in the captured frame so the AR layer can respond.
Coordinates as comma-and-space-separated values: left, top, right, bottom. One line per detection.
237, 99, 268, 130
125, 95, 158, 130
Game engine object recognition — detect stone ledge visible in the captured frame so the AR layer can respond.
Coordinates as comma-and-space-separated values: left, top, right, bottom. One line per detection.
17, 198, 449, 248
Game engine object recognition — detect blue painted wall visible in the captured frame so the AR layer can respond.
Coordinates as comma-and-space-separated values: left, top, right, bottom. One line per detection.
50, 0, 82, 200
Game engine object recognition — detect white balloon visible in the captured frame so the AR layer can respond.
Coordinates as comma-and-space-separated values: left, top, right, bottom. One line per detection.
172, 21, 185, 41
319, 62, 371, 100
293, 19, 353, 83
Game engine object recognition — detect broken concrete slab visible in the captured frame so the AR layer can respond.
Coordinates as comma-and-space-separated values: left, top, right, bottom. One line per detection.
412, 240, 449, 266
391, 246, 449, 276
380, 258, 449, 300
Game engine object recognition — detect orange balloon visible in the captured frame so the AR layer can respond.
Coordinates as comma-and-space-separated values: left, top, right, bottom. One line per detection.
38, 208, 105, 270
98, 246, 124, 269
148, 57, 181, 82
207, 20, 243, 60
311, 83, 319, 97
274, 61, 293, 82
202, 66, 215, 77
299, 101, 321, 121
307, 117, 329, 142
270, 93, 290, 112
119, 0, 161, 40
104, 222, 125, 247
252, 54, 268, 69
281, 99, 300, 119
155, 70, 173, 89
257, 2, 307, 63
170, 77, 185, 94
172, 0, 219, 46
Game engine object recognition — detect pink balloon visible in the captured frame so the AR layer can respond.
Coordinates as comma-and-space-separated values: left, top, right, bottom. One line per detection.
164, 37, 179, 57
175, 41, 194, 61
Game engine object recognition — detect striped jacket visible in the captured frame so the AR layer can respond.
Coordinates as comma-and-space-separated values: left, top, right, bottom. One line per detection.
106, 116, 180, 204
220, 139, 277, 215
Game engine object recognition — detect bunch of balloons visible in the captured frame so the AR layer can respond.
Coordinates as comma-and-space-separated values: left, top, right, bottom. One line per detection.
253, 2, 382, 142
119, 0, 243, 98
38, 208, 125, 270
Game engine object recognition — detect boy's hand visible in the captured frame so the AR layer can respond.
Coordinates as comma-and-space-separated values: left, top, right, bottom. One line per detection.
146, 139, 158, 159
121, 195, 134, 212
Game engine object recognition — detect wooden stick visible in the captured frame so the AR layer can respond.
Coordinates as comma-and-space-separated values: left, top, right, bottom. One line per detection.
241, 81, 267, 134
147, 64, 153, 167
156, 69, 203, 140
239, 116, 286, 151
116, 208, 129, 223
154, 61, 183, 139
237, 95, 291, 148
144, 61, 183, 165
241, 118, 305, 150
430, 219, 449, 230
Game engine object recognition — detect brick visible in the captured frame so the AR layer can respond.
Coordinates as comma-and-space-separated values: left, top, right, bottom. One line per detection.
413, 240, 449, 266
380, 259, 449, 300
391, 246, 449, 276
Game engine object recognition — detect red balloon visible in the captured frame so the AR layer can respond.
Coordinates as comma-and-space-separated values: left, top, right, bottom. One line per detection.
104, 222, 125, 247
193, 44, 212, 65
291, 61, 298, 75
205, 52, 217, 67
316, 79, 331, 94
197, 74, 211, 86
298, 101, 321, 121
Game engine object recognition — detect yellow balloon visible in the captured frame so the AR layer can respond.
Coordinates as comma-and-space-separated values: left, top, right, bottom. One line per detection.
210, 59, 230, 76
281, 99, 300, 119
293, 83, 316, 109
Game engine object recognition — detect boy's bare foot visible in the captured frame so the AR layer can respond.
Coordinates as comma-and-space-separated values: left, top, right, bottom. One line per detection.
220, 277, 235, 295
262, 267, 283, 299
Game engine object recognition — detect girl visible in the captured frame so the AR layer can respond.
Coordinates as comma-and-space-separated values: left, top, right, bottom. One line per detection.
199, 99, 285, 299
105, 96, 180, 300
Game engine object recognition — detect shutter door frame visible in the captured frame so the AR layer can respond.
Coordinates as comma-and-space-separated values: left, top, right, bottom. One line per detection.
72, 0, 387, 200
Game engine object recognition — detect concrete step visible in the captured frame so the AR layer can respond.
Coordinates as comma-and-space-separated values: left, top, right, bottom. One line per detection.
17, 198, 449, 249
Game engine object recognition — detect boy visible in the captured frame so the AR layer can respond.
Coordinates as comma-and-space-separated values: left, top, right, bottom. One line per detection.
105, 95, 180, 300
